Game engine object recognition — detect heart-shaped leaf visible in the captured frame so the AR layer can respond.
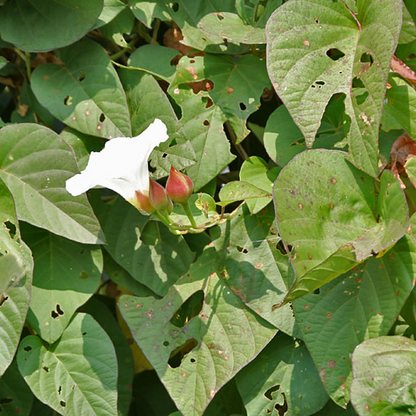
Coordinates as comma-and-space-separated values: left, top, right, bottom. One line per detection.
31, 38, 131, 139
17, 313, 118, 416
266, 0, 402, 177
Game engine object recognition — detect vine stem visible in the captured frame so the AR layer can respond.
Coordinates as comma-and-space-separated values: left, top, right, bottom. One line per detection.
151, 18, 161, 44
14, 49, 31, 79
182, 202, 198, 228
109, 35, 139, 61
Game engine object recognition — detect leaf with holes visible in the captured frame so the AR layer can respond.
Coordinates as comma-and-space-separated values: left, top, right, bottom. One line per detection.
239, 156, 280, 214
119, 247, 277, 416
273, 149, 409, 303
119, 70, 197, 178
266, 0, 402, 177
94, 196, 194, 296
31, 38, 131, 139
198, 12, 266, 44
292, 235, 416, 407
170, 86, 236, 191
0, 0, 103, 52
0, 178, 32, 377
100, 7, 135, 47
22, 223, 103, 344
236, 332, 328, 415
171, 54, 270, 142
128, 45, 179, 82
212, 204, 298, 337
17, 313, 118, 416
0, 124, 104, 244
351, 335, 416, 415
0, 360, 34, 415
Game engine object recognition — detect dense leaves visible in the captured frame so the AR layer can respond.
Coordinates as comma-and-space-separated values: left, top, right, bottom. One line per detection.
1, 0, 416, 415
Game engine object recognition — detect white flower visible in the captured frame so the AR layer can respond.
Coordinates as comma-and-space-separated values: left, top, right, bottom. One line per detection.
66, 119, 169, 213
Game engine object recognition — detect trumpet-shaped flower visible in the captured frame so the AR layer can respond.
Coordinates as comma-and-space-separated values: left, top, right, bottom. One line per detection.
66, 119, 169, 214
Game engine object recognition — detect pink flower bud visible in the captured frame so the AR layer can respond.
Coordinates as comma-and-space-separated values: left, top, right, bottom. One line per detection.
135, 189, 155, 215
166, 167, 193, 204
149, 178, 169, 211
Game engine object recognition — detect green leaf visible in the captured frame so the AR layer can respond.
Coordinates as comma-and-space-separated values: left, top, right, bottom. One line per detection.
99, 7, 135, 47
198, 12, 266, 44
293, 235, 416, 407
128, 45, 180, 82
172, 54, 270, 142
236, 332, 328, 415
94, 0, 126, 29
218, 181, 271, 206
31, 38, 131, 139
266, 0, 402, 177
95, 196, 194, 296
171, 87, 236, 191
351, 335, 416, 415
0, 0, 103, 52
273, 149, 409, 302
381, 77, 416, 136
405, 156, 416, 188
0, 56, 7, 71
17, 313, 118, 416
0, 124, 104, 244
0, 360, 34, 416
119, 247, 277, 416
239, 156, 280, 214
0, 179, 32, 377
400, 2, 416, 45
81, 297, 134, 416
264, 95, 349, 167
213, 204, 298, 337
22, 224, 103, 344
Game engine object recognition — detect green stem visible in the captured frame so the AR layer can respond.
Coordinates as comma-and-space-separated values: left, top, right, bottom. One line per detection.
14, 49, 31, 79
109, 35, 139, 61
182, 202, 198, 228
154, 211, 172, 228
151, 18, 161, 44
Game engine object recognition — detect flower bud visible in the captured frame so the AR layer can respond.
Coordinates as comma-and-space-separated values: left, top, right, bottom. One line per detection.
149, 178, 169, 211
134, 190, 155, 215
166, 167, 193, 204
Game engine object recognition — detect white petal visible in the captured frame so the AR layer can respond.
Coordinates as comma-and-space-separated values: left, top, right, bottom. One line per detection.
65, 119, 169, 200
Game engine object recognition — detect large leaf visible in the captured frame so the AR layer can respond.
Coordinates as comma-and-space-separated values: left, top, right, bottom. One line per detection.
351, 335, 416, 415
236, 332, 328, 415
170, 86, 236, 191
0, 360, 33, 416
266, 0, 402, 177
94, 196, 194, 296
172, 54, 270, 142
22, 224, 103, 344
0, 179, 32, 377
273, 149, 409, 302
0, 0, 103, 52
119, 247, 277, 416
31, 38, 131, 139
17, 313, 118, 416
0, 124, 104, 244
292, 235, 416, 407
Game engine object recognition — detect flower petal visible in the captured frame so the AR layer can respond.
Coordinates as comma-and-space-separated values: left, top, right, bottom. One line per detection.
65, 119, 169, 200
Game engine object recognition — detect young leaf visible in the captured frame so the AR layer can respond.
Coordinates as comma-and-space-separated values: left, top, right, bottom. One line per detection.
266, 0, 402, 177
119, 247, 277, 416
17, 313, 118, 416
351, 336, 416, 415
31, 38, 131, 139
293, 235, 416, 407
0, 0, 103, 52
0, 124, 104, 244
22, 224, 103, 344
273, 149, 409, 302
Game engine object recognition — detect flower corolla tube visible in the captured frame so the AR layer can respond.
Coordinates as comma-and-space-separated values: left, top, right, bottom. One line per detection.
66, 119, 169, 214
